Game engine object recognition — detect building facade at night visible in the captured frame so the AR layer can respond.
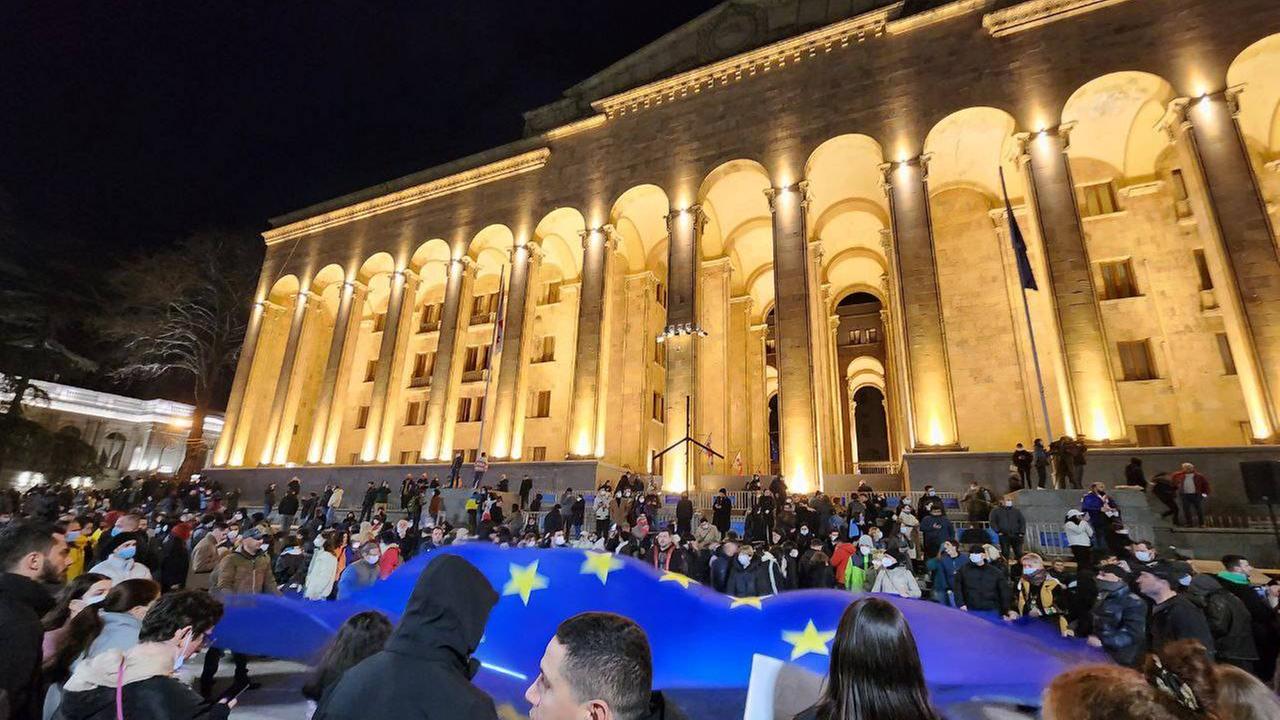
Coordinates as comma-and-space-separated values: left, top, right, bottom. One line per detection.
211, 0, 1280, 494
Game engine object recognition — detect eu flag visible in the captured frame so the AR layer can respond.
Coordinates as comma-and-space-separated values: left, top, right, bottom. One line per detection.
1000, 167, 1038, 291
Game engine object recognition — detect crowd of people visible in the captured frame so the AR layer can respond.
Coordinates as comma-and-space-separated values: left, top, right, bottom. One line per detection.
0, 461, 1277, 719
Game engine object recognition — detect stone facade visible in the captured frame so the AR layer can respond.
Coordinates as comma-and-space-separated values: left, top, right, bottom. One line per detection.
211, 0, 1280, 493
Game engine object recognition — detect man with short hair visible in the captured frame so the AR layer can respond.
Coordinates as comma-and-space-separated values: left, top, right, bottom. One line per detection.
526, 612, 686, 720
0, 520, 70, 720
1218, 554, 1280, 680
60, 591, 230, 720
646, 530, 685, 575
187, 521, 229, 590
1087, 563, 1147, 666
989, 495, 1026, 562
1137, 561, 1215, 654
360, 480, 377, 523
1011, 443, 1033, 489
202, 527, 280, 698
1171, 462, 1209, 527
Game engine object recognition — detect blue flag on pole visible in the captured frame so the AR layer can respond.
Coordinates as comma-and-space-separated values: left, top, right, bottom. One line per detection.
1000, 168, 1038, 291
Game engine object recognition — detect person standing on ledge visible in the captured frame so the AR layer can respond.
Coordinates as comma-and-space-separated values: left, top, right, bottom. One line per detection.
1171, 462, 1209, 528
1011, 443, 1033, 490
449, 452, 464, 488
1032, 438, 1049, 490
472, 452, 489, 489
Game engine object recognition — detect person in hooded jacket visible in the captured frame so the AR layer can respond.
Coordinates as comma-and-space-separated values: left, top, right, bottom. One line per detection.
953, 544, 1011, 615
801, 539, 837, 589
313, 554, 500, 720
754, 547, 786, 596
870, 553, 921, 598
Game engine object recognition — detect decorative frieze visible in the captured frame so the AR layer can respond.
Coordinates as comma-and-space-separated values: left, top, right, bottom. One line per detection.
983, 0, 1136, 37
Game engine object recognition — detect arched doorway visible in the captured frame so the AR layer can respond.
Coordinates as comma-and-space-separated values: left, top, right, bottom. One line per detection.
853, 386, 890, 462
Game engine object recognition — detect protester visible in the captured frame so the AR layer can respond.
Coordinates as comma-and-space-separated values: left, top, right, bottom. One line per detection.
1137, 561, 1215, 655
1063, 510, 1093, 569
1086, 563, 1147, 666
203, 526, 280, 698
1217, 554, 1280, 681
1041, 664, 1184, 720
796, 597, 938, 720
186, 520, 228, 590
337, 542, 383, 600
525, 611, 687, 720
926, 540, 963, 606
1011, 553, 1068, 634
870, 553, 920, 598
59, 590, 230, 720
0, 520, 70, 720
87, 537, 151, 584
313, 555, 499, 719
989, 495, 1026, 563
301, 611, 393, 713
40, 572, 111, 667
954, 544, 1010, 616
1171, 462, 1210, 528
1186, 573, 1259, 673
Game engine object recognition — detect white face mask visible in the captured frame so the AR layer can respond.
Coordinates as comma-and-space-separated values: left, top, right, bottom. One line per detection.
81, 593, 108, 606
173, 632, 193, 672
737, 555, 750, 567
1023, 565, 1039, 576
1135, 551, 1152, 563
789, 549, 799, 558
969, 554, 985, 565
552, 535, 565, 546
860, 547, 872, 555
314, 537, 325, 548
1004, 501, 1013, 507
1179, 575, 1192, 587
881, 556, 897, 569
365, 555, 380, 565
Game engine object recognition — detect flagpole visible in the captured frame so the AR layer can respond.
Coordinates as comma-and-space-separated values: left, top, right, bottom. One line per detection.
1000, 168, 1054, 442
477, 264, 507, 458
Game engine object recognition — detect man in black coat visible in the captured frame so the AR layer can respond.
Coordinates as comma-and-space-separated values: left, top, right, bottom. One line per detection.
1218, 554, 1280, 680
1187, 574, 1258, 672
1088, 563, 1147, 666
709, 539, 739, 593
954, 545, 1012, 615
675, 493, 694, 538
0, 520, 70, 720
1138, 562, 1215, 655
518, 475, 533, 509
314, 554, 499, 720
360, 481, 377, 523
711, 489, 732, 535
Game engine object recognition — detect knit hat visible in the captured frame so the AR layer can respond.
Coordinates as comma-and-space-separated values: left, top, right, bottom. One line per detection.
1138, 560, 1185, 587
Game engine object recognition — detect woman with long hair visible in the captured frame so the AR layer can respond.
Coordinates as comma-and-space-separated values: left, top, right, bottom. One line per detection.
41, 573, 112, 665
797, 597, 937, 720
304, 532, 340, 600
301, 610, 393, 716
43, 578, 161, 720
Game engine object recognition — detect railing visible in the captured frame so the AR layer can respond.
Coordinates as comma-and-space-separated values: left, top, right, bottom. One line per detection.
409, 375, 431, 388
461, 369, 487, 383
853, 461, 900, 475
418, 320, 441, 334
469, 311, 497, 326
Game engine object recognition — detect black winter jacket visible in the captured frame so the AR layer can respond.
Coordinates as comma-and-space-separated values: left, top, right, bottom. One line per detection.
313, 554, 499, 720
954, 562, 1011, 613
1091, 584, 1148, 666
1151, 593, 1216, 655
1188, 576, 1257, 662
0, 572, 54, 720
60, 675, 228, 720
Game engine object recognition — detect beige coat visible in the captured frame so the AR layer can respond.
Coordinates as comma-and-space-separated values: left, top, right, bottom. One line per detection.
186, 533, 224, 590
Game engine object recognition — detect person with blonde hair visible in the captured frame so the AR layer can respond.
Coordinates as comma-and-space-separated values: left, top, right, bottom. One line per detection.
1215, 662, 1280, 720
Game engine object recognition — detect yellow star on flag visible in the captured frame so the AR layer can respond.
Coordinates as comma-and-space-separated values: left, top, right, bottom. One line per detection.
659, 571, 696, 588
579, 552, 624, 585
502, 560, 549, 605
782, 620, 836, 660
729, 596, 764, 610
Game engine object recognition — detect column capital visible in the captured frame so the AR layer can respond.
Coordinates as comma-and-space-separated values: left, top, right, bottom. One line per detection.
878, 227, 894, 254
665, 204, 707, 235
1159, 98, 1195, 142
342, 279, 369, 293
510, 241, 544, 264
764, 180, 810, 212
449, 256, 477, 278
808, 239, 826, 267
878, 153, 932, 187
624, 269, 660, 289
729, 294, 754, 310
579, 225, 620, 251
700, 255, 733, 277
255, 298, 287, 314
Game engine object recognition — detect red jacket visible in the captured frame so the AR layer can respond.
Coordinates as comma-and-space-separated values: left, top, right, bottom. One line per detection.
830, 542, 857, 582
1171, 471, 1210, 496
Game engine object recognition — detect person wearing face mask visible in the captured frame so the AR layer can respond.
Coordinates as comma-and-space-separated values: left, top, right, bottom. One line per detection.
1186, 571, 1258, 673
60, 590, 231, 720
989, 495, 1026, 566
954, 544, 1011, 616
1086, 563, 1147, 666
305, 534, 340, 600
927, 540, 964, 606
337, 544, 383, 600
1063, 510, 1094, 570
1011, 553, 1069, 633
870, 551, 922, 599
202, 527, 279, 699
88, 538, 152, 585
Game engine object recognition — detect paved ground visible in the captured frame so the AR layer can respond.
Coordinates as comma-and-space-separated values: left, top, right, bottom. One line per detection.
198, 655, 313, 719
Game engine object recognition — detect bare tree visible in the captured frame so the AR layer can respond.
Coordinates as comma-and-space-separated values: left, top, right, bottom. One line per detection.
99, 231, 261, 479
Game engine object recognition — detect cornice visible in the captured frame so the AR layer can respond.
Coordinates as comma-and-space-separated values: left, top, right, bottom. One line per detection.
886, 0, 993, 34
263, 148, 551, 246
590, 3, 903, 119
982, 0, 1136, 37
539, 114, 608, 141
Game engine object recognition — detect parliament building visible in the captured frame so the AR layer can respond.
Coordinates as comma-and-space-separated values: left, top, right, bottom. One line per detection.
209, 0, 1280, 496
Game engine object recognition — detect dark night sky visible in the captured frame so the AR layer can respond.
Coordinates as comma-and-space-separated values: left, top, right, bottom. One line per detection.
0, 2, 723, 258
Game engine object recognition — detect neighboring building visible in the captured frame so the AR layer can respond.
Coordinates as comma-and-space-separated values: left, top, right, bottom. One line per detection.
1, 378, 223, 487
211, 0, 1280, 494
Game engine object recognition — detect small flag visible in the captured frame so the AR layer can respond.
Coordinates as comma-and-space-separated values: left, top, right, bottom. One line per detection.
999, 168, 1038, 291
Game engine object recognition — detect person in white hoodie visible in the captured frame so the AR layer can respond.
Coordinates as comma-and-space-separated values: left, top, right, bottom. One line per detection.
304, 534, 340, 600
88, 539, 152, 585
1063, 509, 1094, 569
870, 553, 922, 598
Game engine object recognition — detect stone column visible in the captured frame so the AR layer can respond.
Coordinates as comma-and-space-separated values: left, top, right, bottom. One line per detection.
309, 281, 365, 464
228, 300, 287, 466
881, 158, 961, 450
766, 182, 821, 491
805, 247, 837, 475
878, 250, 910, 458
747, 320, 769, 473
374, 270, 421, 462
213, 298, 269, 466
847, 384, 860, 464
727, 296, 753, 476
1020, 130, 1125, 443
698, 255, 732, 477
568, 226, 618, 458
421, 258, 476, 461
359, 269, 417, 462
660, 208, 704, 489
1165, 94, 1280, 440
488, 243, 542, 459
261, 290, 320, 465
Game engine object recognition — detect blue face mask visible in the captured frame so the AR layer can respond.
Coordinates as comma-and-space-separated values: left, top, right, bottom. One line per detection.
110, 528, 123, 537
65, 530, 81, 542
116, 546, 137, 560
